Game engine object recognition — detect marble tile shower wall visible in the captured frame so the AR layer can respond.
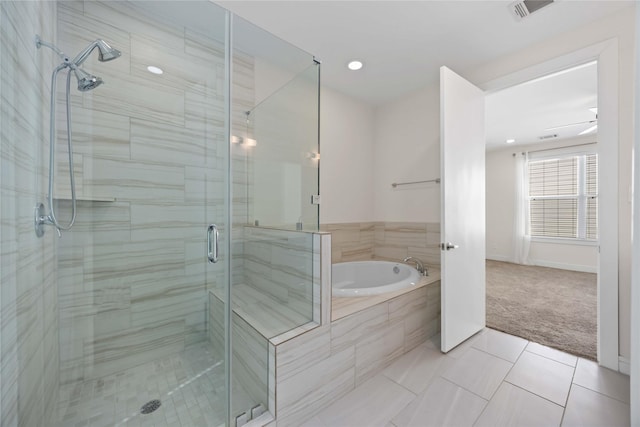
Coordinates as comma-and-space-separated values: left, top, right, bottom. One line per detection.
241, 227, 318, 334
54, 1, 255, 386
208, 292, 270, 420
1, 1, 59, 425
322, 222, 441, 266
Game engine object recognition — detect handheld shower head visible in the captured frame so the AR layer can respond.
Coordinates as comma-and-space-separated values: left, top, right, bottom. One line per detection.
72, 39, 121, 66
73, 67, 103, 91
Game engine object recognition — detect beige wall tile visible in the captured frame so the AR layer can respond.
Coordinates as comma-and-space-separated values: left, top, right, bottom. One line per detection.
276, 347, 355, 426
277, 326, 330, 381
374, 245, 409, 261
83, 320, 185, 379
323, 222, 441, 266
320, 233, 332, 325
331, 303, 388, 354
1, 1, 58, 423
355, 321, 405, 386
130, 119, 207, 166
232, 315, 269, 417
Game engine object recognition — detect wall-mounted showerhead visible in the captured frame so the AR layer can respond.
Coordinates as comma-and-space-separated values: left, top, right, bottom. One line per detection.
72, 39, 121, 66
73, 67, 103, 91
34, 34, 121, 237
35, 35, 120, 92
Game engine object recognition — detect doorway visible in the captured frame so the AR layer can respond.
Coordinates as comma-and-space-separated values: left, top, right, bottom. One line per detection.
485, 62, 599, 359
478, 38, 620, 369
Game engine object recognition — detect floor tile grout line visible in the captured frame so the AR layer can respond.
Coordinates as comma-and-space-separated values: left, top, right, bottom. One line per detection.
480, 328, 580, 368
569, 382, 632, 406
524, 345, 579, 368
438, 375, 490, 404
471, 341, 527, 364
476, 336, 526, 402
438, 332, 520, 404
382, 382, 421, 427
560, 382, 575, 426
380, 371, 420, 397
473, 338, 573, 427
503, 378, 569, 409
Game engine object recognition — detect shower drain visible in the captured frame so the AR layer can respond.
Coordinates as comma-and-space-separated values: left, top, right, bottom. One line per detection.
140, 399, 161, 414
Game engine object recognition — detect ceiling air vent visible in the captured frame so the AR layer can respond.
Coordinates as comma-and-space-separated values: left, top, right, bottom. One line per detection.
509, 0, 555, 20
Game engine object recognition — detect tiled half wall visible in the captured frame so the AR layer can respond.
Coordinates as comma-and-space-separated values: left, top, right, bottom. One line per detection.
322, 222, 441, 266
209, 229, 325, 422
272, 280, 441, 426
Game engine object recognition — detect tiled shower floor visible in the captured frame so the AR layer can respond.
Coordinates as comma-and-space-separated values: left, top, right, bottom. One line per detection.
56, 341, 247, 427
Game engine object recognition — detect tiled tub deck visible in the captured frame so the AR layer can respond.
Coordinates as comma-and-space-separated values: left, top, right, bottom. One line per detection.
269, 271, 441, 427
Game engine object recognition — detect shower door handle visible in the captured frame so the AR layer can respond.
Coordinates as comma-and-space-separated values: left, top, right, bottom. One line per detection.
207, 224, 219, 263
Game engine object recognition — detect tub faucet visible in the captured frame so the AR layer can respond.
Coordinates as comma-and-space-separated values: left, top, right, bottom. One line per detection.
403, 256, 428, 276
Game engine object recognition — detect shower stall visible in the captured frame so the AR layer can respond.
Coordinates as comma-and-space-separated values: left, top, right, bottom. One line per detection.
0, 1, 320, 426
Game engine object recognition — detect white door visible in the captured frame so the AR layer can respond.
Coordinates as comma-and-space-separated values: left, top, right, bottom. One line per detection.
440, 66, 486, 353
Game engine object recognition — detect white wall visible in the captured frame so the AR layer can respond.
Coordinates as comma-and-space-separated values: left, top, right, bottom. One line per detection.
485, 147, 515, 260
486, 137, 599, 273
254, 58, 298, 106
319, 87, 376, 224
373, 84, 441, 223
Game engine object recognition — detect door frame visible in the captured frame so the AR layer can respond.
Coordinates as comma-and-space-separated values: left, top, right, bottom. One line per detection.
631, 6, 640, 424
478, 39, 620, 370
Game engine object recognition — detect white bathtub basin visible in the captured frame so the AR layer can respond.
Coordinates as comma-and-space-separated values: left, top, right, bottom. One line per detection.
332, 261, 421, 297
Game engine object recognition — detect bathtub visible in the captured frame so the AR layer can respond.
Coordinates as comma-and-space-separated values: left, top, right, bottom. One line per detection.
332, 261, 421, 297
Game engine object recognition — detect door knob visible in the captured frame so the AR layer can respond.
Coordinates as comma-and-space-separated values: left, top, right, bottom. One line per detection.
441, 242, 459, 251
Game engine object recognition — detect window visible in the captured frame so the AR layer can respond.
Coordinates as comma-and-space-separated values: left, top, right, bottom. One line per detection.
528, 152, 597, 240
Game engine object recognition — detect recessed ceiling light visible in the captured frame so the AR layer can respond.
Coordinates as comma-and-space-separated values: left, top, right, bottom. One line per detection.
506, 138, 516, 144
147, 65, 163, 75
347, 60, 363, 71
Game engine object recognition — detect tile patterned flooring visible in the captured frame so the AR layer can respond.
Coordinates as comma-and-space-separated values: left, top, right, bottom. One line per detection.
56, 342, 234, 427
302, 328, 631, 427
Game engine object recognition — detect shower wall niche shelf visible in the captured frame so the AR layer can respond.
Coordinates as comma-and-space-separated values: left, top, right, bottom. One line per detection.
54, 196, 116, 202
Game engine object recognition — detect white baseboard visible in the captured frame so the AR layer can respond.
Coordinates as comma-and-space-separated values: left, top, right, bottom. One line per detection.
486, 255, 597, 273
619, 356, 631, 375
528, 258, 597, 273
486, 254, 512, 263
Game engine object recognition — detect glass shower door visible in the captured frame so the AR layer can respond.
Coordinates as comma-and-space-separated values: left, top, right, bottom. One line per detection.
48, 2, 232, 426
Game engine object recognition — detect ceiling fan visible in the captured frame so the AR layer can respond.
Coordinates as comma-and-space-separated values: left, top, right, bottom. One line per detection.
545, 107, 598, 135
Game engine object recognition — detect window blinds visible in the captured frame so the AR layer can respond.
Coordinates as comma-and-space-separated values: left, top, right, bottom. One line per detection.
585, 154, 598, 240
528, 153, 598, 240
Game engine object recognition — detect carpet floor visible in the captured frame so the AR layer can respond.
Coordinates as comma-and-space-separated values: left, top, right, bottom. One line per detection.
486, 260, 597, 360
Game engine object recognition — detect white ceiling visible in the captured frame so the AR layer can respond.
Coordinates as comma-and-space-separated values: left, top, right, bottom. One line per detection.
216, 1, 632, 149
486, 61, 598, 150
217, 0, 631, 106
